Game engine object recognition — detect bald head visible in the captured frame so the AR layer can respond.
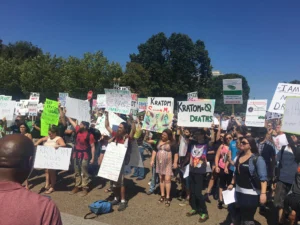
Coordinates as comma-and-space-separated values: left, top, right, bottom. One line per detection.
0, 134, 34, 168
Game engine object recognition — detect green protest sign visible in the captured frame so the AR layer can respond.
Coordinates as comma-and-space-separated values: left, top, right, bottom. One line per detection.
41, 99, 59, 136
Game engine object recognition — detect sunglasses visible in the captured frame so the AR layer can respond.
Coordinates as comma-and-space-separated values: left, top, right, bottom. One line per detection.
238, 137, 244, 141
240, 141, 249, 146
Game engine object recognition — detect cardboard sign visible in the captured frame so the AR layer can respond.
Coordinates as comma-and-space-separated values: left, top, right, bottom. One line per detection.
147, 97, 174, 113
142, 111, 173, 133
0, 101, 16, 121
98, 142, 127, 182
0, 95, 12, 101
223, 79, 243, 104
105, 89, 131, 115
29, 92, 40, 102
58, 93, 69, 107
245, 100, 267, 127
95, 112, 125, 136
177, 100, 215, 128
65, 97, 91, 123
130, 94, 138, 118
138, 98, 147, 112
34, 146, 72, 170
269, 83, 300, 114
28, 101, 38, 116
281, 97, 300, 135
97, 94, 106, 108
187, 92, 198, 101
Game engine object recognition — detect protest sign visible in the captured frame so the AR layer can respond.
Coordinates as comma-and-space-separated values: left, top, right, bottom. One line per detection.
127, 140, 143, 167
28, 101, 38, 116
147, 97, 174, 113
177, 100, 215, 128
0, 101, 16, 121
34, 146, 72, 170
41, 99, 59, 136
0, 95, 12, 101
281, 97, 300, 135
105, 89, 131, 115
95, 112, 124, 136
98, 142, 127, 182
58, 93, 69, 107
221, 119, 229, 131
29, 92, 40, 102
138, 98, 147, 112
65, 97, 91, 123
269, 83, 300, 114
223, 79, 243, 104
20, 99, 29, 107
187, 92, 198, 101
245, 100, 267, 127
142, 111, 173, 133
97, 94, 106, 108
265, 111, 282, 120
131, 94, 139, 119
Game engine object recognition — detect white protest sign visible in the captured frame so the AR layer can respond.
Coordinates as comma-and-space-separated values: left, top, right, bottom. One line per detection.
269, 83, 300, 114
58, 93, 69, 107
265, 111, 282, 120
34, 146, 72, 170
29, 92, 40, 102
281, 97, 300, 135
187, 92, 198, 101
14, 102, 23, 115
95, 112, 125, 136
0, 101, 16, 121
130, 94, 138, 119
127, 139, 143, 167
0, 95, 12, 101
105, 89, 131, 115
20, 99, 29, 107
223, 79, 243, 104
65, 97, 91, 123
28, 101, 38, 116
245, 100, 267, 127
221, 119, 229, 130
177, 100, 215, 128
98, 142, 127, 182
147, 97, 174, 113
179, 135, 189, 157
97, 94, 106, 108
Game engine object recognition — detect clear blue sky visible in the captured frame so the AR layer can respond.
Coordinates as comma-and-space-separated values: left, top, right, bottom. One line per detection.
1, 0, 300, 102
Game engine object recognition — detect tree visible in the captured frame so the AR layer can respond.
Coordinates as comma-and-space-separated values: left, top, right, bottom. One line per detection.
209, 74, 250, 114
289, 80, 300, 84
129, 32, 212, 97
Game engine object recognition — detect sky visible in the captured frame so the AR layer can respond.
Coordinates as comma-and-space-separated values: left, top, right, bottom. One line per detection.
1, 0, 300, 103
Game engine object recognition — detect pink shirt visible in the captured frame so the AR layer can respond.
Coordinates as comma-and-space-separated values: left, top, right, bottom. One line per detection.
218, 145, 230, 169
0, 181, 62, 225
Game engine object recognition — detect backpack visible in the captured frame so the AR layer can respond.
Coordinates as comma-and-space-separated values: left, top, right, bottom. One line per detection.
84, 200, 112, 219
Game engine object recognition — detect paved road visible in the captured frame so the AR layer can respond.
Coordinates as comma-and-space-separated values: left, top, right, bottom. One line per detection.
61, 212, 109, 225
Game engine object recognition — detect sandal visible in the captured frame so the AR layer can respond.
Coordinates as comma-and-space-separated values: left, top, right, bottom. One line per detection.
105, 188, 112, 193
186, 210, 197, 217
44, 187, 55, 194
165, 198, 171, 207
158, 196, 165, 203
38, 186, 49, 194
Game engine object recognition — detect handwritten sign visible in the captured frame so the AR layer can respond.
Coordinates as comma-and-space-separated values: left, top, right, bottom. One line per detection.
223, 79, 243, 104
0, 95, 12, 101
0, 101, 16, 121
187, 92, 198, 101
29, 92, 40, 102
147, 97, 174, 113
41, 99, 59, 136
177, 100, 215, 128
105, 89, 131, 115
95, 112, 125, 136
245, 100, 267, 127
58, 93, 69, 107
28, 101, 38, 116
138, 98, 147, 112
65, 97, 91, 123
98, 142, 127, 182
34, 146, 72, 170
130, 94, 139, 118
269, 83, 300, 114
97, 94, 106, 108
142, 111, 173, 133
281, 97, 300, 135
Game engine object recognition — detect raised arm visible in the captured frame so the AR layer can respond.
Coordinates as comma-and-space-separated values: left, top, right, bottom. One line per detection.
59, 105, 67, 126
67, 117, 77, 129
104, 111, 113, 134
128, 115, 136, 139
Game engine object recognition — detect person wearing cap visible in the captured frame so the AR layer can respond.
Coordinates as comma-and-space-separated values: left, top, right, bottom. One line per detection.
67, 118, 95, 197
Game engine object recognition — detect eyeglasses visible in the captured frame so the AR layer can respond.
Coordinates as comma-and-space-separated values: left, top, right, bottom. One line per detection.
240, 141, 249, 146
238, 137, 244, 141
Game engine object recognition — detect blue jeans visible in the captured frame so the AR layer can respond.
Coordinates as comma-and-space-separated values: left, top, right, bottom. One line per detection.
149, 164, 159, 192
133, 146, 145, 178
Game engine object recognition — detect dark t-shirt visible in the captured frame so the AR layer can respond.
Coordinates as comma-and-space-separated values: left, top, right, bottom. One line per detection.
188, 140, 208, 174
57, 123, 67, 138
9, 125, 20, 134
207, 140, 222, 162
31, 120, 41, 139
